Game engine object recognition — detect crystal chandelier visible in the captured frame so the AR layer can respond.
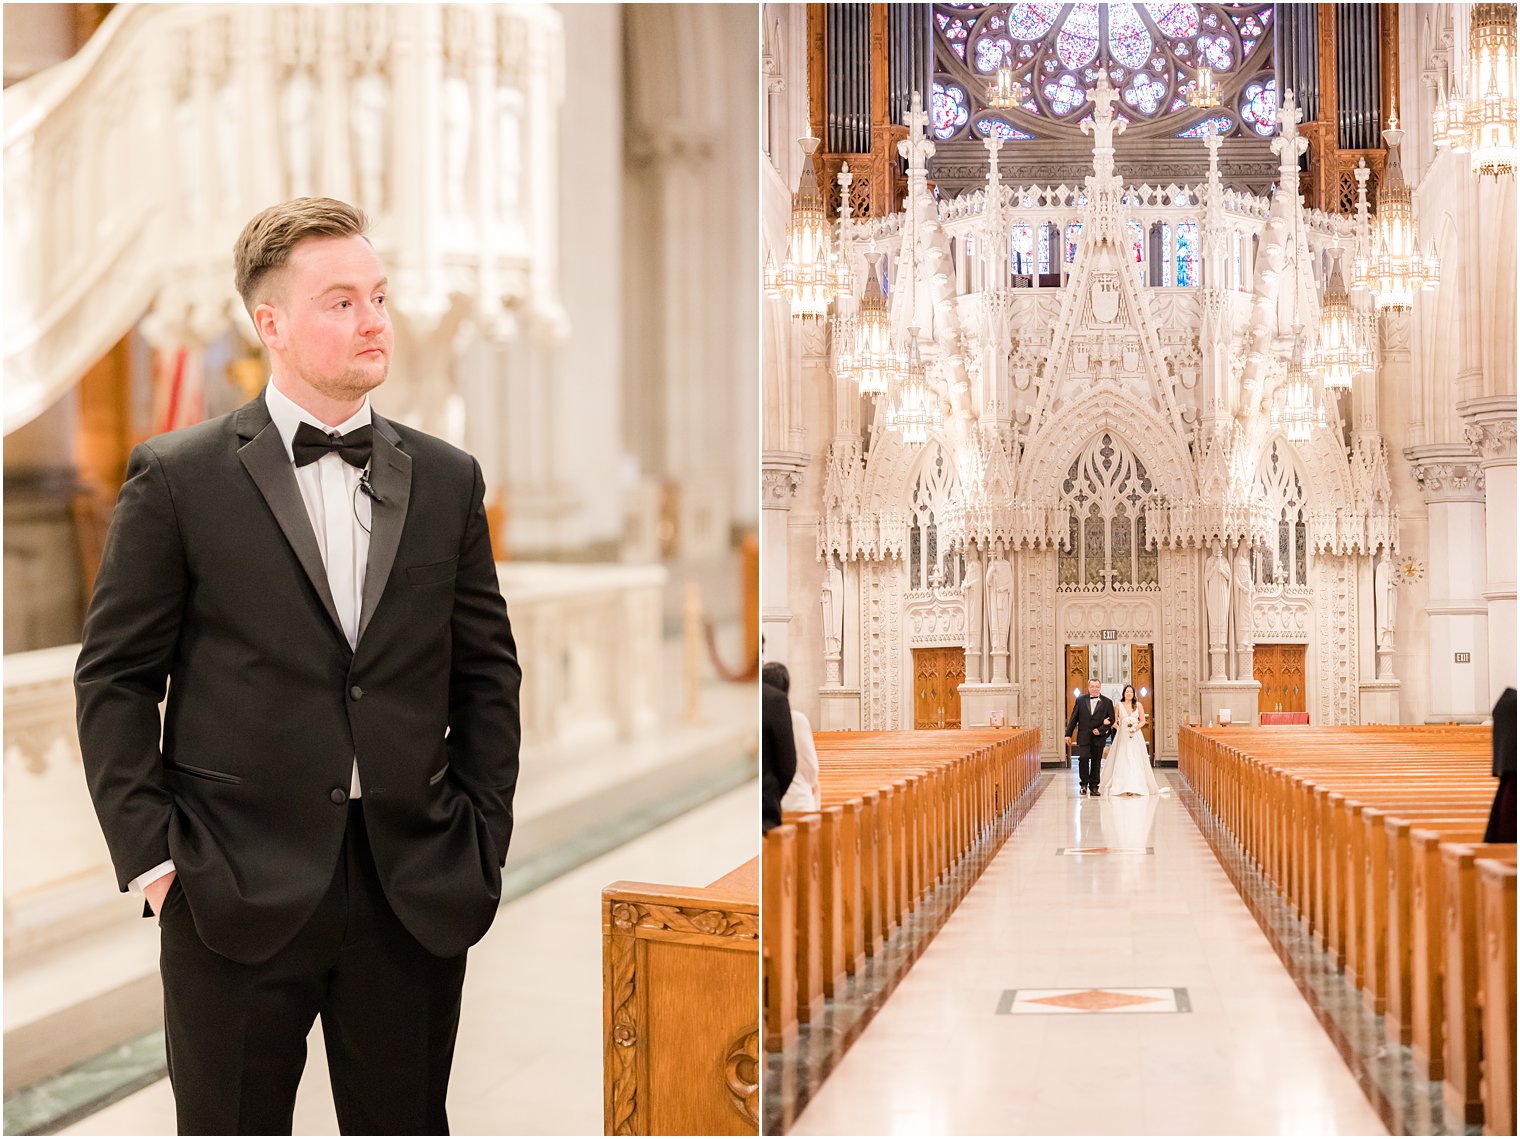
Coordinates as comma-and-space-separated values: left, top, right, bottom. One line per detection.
885, 328, 943, 446
1309, 248, 1371, 392
1433, 4, 1517, 176
764, 138, 850, 319
1272, 325, 1325, 443
1351, 117, 1439, 311
987, 50, 1026, 110
848, 253, 894, 398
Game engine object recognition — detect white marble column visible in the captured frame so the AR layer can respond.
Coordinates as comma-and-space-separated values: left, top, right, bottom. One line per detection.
760, 453, 805, 664
1405, 444, 1491, 721
1460, 396, 1517, 703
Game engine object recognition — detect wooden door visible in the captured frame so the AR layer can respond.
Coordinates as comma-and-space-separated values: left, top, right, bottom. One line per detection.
1254, 643, 1307, 715
912, 647, 964, 729
1064, 645, 1089, 761
1131, 643, 1155, 762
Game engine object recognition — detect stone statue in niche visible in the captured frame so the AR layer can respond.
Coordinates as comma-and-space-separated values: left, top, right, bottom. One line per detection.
962, 554, 984, 683
985, 554, 1013, 666
1204, 541, 1231, 678
1232, 543, 1254, 677
1231, 545, 1253, 639
821, 560, 843, 656
1374, 555, 1396, 650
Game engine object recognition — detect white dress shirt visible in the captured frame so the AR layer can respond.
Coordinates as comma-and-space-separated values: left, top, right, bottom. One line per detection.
131, 380, 373, 895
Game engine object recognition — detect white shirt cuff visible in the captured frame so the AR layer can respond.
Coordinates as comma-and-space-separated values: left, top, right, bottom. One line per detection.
128, 860, 176, 895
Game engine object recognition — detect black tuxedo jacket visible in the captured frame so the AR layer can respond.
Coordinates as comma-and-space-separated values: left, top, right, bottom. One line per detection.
1065, 694, 1115, 754
75, 395, 521, 965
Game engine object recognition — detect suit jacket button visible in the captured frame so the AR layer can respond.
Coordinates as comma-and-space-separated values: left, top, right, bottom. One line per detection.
331, 788, 348, 805
349, 686, 364, 701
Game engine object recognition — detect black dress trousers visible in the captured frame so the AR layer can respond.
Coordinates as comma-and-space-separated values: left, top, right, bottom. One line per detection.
160, 803, 467, 1136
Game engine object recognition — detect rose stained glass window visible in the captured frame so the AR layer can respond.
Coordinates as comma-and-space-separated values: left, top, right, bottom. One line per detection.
931, 3, 1274, 141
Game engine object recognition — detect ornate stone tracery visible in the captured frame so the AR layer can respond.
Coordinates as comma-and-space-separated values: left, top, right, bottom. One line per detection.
804, 69, 1394, 752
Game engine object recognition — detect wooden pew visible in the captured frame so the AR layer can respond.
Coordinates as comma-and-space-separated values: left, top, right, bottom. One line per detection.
762, 825, 796, 1054
603, 859, 759, 1136
1477, 858, 1516, 1138
1178, 725, 1515, 1132
1441, 843, 1518, 1126
764, 729, 1042, 1079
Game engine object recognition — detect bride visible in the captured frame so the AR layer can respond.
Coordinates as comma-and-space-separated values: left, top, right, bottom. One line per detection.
1100, 684, 1170, 797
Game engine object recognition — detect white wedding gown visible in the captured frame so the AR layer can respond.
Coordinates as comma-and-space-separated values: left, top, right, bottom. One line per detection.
1100, 705, 1170, 797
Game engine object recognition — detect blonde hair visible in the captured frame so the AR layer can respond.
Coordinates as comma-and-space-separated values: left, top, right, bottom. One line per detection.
233, 197, 370, 313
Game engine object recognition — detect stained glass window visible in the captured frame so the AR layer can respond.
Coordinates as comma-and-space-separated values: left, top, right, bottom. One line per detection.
1174, 220, 1198, 286
931, 3, 1274, 141
975, 118, 1035, 141
1126, 219, 1145, 279
1176, 114, 1232, 138
932, 81, 971, 140
1037, 221, 1054, 274
1231, 228, 1243, 290
1010, 223, 1034, 276
1253, 440, 1309, 588
1065, 221, 1083, 264
1239, 78, 1278, 137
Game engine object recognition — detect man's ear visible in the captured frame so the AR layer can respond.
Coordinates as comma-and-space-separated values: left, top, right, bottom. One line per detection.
252, 301, 281, 352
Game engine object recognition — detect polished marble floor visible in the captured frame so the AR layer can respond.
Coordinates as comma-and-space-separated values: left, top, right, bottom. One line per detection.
54, 781, 757, 1137
785, 772, 1390, 1136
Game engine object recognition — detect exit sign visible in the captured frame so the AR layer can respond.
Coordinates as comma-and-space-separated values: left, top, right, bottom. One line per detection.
1455, 652, 1472, 663
1101, 629, 1118, 640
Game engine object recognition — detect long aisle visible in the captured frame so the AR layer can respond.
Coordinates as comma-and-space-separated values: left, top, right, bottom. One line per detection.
789, 770, 1387, 1136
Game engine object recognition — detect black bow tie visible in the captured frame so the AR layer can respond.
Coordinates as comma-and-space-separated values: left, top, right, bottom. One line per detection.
292, 422, 372, 469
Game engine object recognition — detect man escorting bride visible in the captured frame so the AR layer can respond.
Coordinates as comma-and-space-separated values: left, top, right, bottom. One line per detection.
1100, 684, 1170, 797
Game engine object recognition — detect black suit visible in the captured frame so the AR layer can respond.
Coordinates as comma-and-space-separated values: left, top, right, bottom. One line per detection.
762, 682, 798, 833
1065, 693, 1115, 792
75, 395, 520, 1133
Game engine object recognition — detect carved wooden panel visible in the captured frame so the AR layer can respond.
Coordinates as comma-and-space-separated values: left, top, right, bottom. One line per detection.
1064, 644, 1088, 759
603, 864, 759, 1136
912, 646, 962, 729
1132, 642, 1155, 761
1254, 643, 1308, 716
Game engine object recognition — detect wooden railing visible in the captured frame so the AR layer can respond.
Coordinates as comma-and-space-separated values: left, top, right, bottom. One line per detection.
764, 728, 1041, 1052
601, 859, 759, 1136
1179, 725, 1516, 1132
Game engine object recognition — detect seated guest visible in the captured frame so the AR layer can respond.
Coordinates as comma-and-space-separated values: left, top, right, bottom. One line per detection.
763, 662, 820, 812
1484, 686, 1516, 843
762, 675, 797, 833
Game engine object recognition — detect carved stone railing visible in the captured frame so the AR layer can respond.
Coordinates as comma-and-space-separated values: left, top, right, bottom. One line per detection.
4, 2, 565, 435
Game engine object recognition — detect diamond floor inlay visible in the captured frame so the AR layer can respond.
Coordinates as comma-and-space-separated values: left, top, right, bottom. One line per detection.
998, 987, 1189, 1015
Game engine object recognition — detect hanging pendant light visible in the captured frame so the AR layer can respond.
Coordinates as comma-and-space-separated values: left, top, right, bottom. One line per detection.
1351, 116, 1439, 312
885, 327, 942, 446
1272, 325, 1325, 443
1309, 248, 1371, 392
1470, 3, 1518, 176
987, 49, 1026, 110
852, 252, 894, 398
764, 137, 850, 319
1188, 66, 1220, 110
1431, 5, 1515, 172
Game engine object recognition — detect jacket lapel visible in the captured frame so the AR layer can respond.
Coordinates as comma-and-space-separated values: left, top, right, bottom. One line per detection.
358, 414, 412, 642
235, 397, 346, 637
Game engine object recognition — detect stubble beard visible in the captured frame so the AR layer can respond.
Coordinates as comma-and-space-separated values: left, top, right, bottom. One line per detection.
306, 358, 389, 404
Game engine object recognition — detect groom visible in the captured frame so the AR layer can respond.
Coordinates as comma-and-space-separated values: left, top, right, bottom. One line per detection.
75, 198, 521, 1134
1065, 678, 1115, 796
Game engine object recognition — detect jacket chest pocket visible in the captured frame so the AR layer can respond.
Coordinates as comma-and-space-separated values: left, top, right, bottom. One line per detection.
407, 556, 458, 587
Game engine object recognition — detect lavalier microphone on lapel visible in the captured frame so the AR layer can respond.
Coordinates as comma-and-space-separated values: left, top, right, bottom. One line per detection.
358, 469, 382, 504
